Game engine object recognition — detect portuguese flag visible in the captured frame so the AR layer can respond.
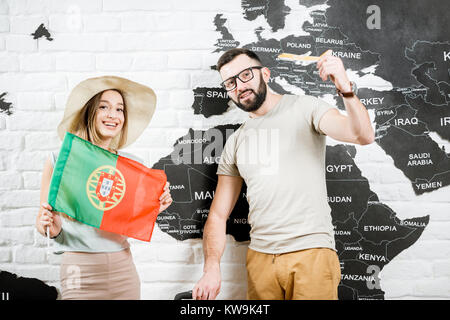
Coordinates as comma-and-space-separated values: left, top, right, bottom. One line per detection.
48, 132, 167, 242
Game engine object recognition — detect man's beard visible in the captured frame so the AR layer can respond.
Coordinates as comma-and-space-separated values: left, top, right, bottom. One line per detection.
231, 76, 267, 113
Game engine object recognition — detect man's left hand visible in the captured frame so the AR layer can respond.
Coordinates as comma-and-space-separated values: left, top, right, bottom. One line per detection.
317, 50, 351, 93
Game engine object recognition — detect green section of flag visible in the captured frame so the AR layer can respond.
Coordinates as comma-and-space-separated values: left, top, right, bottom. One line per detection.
48, 133, 117, 228
48, 132, 72, 210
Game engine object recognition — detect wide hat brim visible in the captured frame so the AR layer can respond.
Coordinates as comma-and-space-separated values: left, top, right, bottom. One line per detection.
57, 76, 156, 149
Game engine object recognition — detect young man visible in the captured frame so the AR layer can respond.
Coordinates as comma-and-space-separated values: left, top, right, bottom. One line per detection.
192, 48, 374, 300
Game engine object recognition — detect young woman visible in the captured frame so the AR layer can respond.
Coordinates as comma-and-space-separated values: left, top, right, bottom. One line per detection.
35, 76, 173, 300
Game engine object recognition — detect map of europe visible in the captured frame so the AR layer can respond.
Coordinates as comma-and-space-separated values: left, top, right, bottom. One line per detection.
151, 0, 448, 299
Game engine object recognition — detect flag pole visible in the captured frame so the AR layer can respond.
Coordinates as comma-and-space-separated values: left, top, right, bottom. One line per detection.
46, 226, 50, 260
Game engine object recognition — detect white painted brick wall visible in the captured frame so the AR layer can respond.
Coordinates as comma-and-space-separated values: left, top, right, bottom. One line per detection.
0, 0, 449, 301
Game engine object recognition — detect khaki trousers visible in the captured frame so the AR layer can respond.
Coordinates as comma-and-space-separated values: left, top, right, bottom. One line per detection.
60, 248, 140, 300
246, 247, 341, 300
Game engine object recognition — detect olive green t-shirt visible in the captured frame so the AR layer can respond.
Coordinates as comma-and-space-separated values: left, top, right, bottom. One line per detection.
217, 94, 336, 254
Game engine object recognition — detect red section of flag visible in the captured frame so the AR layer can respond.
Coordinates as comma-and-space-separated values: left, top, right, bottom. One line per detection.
99, 156, 167, 241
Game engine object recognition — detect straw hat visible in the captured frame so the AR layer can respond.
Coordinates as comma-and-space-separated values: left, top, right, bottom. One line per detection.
57, 76, 156, 149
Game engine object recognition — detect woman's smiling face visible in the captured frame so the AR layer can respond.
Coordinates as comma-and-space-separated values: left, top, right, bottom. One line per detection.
95, 90, 125, 143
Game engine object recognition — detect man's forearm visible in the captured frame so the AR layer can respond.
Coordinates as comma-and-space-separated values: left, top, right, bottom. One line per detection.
316, 52, 375, 145
342, 96, 374, 145
202, 213, 227, 273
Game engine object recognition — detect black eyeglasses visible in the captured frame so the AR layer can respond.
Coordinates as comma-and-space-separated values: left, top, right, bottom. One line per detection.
220, 66, 264, 91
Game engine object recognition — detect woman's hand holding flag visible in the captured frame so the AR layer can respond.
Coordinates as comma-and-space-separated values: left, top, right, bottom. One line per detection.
159, 181, 173, 213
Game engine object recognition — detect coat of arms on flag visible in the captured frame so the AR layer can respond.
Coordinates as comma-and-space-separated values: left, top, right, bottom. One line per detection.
87, 165, 126, 210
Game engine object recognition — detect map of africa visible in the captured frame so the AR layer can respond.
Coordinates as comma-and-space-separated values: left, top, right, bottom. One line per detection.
151, 0, 448, 299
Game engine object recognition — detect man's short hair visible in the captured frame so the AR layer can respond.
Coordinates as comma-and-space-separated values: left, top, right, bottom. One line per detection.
216, 48, 262, 71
